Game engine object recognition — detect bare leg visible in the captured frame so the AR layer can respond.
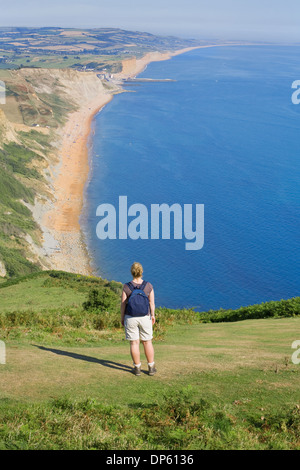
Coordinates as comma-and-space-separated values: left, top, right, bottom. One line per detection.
142, 340, 154, 364
130, 340, 141, 365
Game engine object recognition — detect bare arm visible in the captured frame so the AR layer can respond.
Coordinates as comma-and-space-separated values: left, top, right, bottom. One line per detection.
149, 289, 155, 325
120, 288, 127, 326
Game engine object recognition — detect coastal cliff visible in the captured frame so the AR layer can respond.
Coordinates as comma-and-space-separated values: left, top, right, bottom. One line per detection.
0, 48, 202, 278
0, 67, 119, 276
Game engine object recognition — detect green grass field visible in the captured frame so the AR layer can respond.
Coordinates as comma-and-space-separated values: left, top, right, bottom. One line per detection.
0, 271, 299, 450
0, 27, 200, 72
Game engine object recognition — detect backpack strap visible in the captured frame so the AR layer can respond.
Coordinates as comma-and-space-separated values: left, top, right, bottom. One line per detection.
126, 281, 148, 292
126, 282, 134, 292
140, 280, 147, 291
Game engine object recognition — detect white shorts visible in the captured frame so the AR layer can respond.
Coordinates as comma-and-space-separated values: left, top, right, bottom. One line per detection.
124, 314, 153, 342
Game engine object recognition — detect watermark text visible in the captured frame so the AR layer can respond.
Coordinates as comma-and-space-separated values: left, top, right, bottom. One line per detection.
0, 340, 6, 365
0, 80, 6, 105
291, 80, 300, 105
291, 340, 300, 365
96, 196, 204, 251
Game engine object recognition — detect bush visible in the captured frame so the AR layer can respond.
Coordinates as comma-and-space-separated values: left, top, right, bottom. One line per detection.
197, 297, 300, 323
83, 288, 119, 312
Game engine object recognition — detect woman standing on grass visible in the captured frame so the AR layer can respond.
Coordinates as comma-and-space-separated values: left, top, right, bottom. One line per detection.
120, 262, 156, 376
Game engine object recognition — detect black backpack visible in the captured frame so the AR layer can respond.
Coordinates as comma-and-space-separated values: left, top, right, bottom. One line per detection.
126, 281, 149, 317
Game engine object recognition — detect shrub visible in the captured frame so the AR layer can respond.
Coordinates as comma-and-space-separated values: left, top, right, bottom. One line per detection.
83, 288, 119, 312
197, 297, 300, 323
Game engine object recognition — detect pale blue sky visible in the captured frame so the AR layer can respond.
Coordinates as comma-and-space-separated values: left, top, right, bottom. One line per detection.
1, 0, 300, 42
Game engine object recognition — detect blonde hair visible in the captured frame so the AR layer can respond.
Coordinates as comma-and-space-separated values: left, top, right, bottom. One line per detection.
131, 262, 143, 278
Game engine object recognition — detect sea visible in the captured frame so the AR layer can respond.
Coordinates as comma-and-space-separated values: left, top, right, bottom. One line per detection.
82, 45, 300, 311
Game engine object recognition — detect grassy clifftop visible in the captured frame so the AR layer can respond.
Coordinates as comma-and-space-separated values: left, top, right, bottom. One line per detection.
0, 270, 300, 450
0, 270, 299, 345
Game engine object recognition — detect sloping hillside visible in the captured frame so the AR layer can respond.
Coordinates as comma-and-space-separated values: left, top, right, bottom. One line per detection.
0, 270, 299, 450
0, 270, 299, 345
0, 67, 118, 278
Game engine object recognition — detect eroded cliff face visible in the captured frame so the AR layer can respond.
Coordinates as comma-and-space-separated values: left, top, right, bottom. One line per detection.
0, 108, 18, 144
0, 68, 111, 129
18, 67, 109, 107
121, 57, 137, 76
0, 67, 117, 277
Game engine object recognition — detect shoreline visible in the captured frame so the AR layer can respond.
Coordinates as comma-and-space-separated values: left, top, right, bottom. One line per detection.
41, 90, 115, 275
40, 45, 222, 276
115, 46, 206, 80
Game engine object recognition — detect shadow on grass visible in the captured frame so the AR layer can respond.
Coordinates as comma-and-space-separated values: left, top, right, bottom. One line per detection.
33, 345, 134, 373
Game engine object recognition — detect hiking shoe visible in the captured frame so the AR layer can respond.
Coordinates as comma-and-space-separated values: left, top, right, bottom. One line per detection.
148, 364, 157, 376
133, 365, 141, 376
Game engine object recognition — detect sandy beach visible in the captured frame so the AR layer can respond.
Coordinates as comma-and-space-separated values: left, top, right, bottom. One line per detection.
116, 47, 203, 79
42, 94, 115, 274
40, 46, 210, 276
39, 73, 117, 275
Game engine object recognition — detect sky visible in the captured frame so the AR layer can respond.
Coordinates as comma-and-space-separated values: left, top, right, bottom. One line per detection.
0, 0, 300, 42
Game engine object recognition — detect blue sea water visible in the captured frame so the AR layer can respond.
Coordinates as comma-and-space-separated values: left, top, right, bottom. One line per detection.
82, 46, 300, 311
